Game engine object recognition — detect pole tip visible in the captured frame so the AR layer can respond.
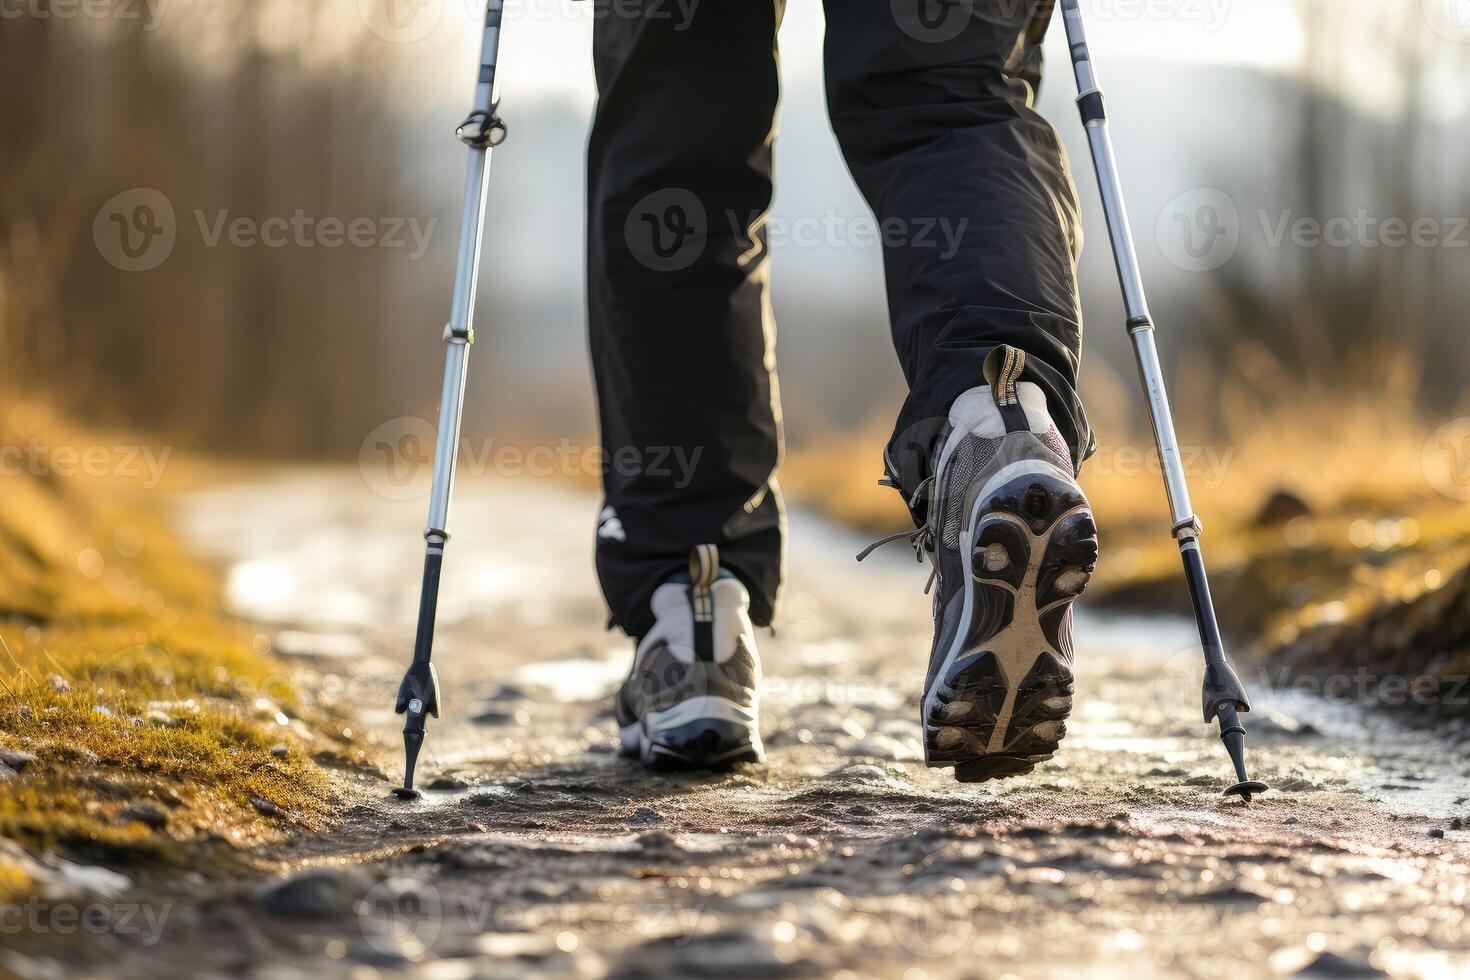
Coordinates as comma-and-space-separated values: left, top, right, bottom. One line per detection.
1222, 780, 1270, 803
401, 728, 424, 796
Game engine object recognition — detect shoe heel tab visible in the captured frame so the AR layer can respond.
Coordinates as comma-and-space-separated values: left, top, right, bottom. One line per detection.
982, 346, 1027, 407
983, 346, 1033, 433
688, 544, 720, 590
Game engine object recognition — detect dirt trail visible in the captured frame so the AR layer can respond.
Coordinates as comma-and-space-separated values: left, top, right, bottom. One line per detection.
24, 470, 1470, 979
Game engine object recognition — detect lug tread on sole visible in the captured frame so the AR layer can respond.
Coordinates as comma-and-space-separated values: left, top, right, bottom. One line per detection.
926, 473, 1096, 785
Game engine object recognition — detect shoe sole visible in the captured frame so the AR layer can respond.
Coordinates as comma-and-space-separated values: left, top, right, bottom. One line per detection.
618, 696, 764, 770
924, 470, 1097, 784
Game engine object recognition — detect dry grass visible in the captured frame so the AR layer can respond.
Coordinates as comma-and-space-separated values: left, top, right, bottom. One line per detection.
782, 391, 1442, 534
0, 403, 355, 879
780, 387, 1470, 660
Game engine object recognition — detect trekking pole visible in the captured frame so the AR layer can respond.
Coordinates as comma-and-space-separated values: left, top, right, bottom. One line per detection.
1059, 0, 1267, 801
392, 1, 509, 800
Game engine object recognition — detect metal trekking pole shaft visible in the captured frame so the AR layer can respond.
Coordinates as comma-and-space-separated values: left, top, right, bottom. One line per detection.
393, 1, 509, 800
1058, 0, 1266, 801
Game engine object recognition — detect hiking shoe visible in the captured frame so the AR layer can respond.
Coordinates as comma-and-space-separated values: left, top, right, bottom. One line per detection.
921, 347, 1097, 783
616, 545, 764, 769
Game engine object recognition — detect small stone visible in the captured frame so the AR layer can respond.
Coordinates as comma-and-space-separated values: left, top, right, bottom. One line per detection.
834, 764, 887, 782
636, 830, 678, 852
630, 807, 662, 824
86, 776, 133, 800
1254, 489, 1313, 527
121, 804, 168, 830
425, 774, 467, 790
0, 763, 15, 781
471, 708, 515, 726
1274, 777, 1320, 792
250, 796, 285, 819
0, 750, 36, 773
1451, 817, 1463, 830
1429, 828, 1445, 838
50, 675, 71, 693
348, 940, 413, 966
1292, 951, 1384, 977
270, 744, 289, 758
1283, 816, 1300, 825
258, 868, 372, 918
841, 733, 923, 762
56, 745, 100, 766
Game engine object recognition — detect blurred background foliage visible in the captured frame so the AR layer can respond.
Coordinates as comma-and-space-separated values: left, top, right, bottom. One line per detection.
0, 0, 1467, 466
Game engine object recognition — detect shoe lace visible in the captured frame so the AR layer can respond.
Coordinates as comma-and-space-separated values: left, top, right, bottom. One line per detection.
855, 476, 939, 594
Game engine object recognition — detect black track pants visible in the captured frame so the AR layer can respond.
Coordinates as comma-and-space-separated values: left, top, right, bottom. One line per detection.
588, 0, 1090, 637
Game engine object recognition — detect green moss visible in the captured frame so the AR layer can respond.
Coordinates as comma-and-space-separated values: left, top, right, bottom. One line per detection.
0, 409, 355, 860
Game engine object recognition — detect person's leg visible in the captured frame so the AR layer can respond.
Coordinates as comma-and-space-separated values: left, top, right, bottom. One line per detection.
587, 0, 787, 638
827, 0, 1097, 783
822, 0, 1091, 518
